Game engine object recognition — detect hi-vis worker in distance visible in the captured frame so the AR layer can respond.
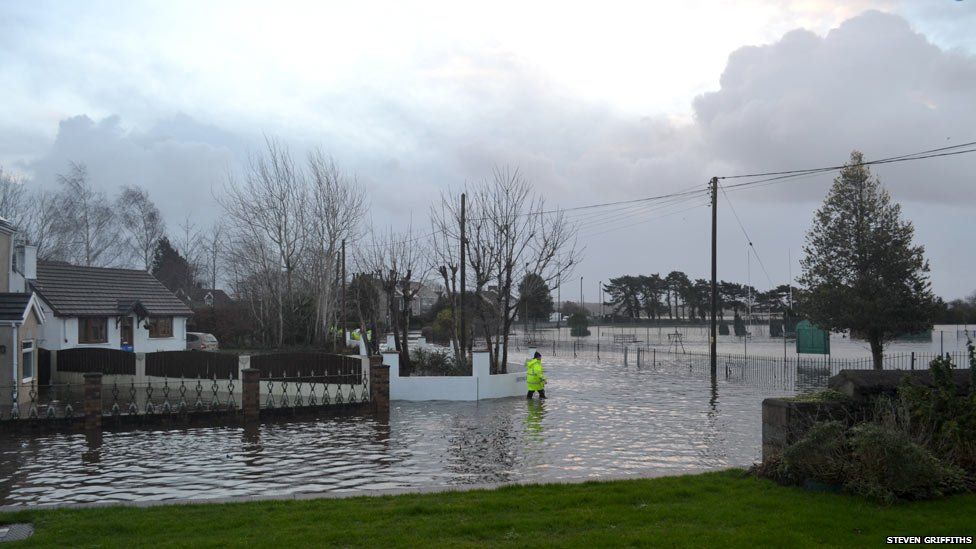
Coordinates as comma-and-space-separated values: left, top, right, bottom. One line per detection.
526, 351, 547, 399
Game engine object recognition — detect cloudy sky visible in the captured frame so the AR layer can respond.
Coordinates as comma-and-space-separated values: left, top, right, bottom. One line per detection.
1, 0, 974, 298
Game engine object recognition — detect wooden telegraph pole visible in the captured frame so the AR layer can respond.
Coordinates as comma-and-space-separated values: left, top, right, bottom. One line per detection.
459, 193, 467, 362
710, 177, 718, 380
341, 239, 346, 342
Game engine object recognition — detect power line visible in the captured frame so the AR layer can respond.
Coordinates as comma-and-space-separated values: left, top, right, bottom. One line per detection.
723, 147, 976, 192
588, 201, 709, 238
718, 140, 976, 181
719, 183, 775, 288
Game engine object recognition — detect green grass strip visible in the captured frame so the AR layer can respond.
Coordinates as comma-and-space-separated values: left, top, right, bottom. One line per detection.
2, 469, 974, 547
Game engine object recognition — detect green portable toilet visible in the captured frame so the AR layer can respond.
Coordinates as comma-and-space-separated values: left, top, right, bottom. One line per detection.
796, 320, 830, 355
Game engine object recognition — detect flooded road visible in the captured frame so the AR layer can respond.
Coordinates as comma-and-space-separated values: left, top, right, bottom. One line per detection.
0, 355, 797, 506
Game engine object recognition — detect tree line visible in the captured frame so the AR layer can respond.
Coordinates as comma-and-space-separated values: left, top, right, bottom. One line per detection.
2, 148, 960, 371
601, 274, 798, 322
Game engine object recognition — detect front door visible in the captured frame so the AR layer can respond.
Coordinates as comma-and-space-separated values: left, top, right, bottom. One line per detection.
120, 317, 134, 351
38, 348, 51, 385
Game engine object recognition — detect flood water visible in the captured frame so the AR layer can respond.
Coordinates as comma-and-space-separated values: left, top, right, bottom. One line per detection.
537, 324, 974, 359
5, 324, 972, 507
1, 355, 791, 507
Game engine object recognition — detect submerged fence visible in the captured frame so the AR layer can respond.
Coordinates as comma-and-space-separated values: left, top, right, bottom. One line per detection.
0, 352, 384, 426
511, 335, 972, 392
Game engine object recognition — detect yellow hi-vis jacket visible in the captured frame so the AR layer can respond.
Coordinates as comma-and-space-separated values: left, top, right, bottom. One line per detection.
526, 358, 546, 391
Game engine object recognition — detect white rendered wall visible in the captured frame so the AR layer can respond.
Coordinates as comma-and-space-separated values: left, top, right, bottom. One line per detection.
386, 350, 525, 401
33, 295, 187, 353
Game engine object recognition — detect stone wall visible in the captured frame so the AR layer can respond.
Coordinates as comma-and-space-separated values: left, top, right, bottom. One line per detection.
762, 368, 974, 461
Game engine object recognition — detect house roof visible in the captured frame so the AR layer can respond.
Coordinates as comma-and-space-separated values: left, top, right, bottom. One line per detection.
0, 293, 37, 322
0, 293, 45, 325
31, 262, 193, 317
177, 287, 234, 308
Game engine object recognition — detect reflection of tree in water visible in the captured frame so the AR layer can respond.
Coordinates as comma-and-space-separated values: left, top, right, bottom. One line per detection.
445, 411, 519, 484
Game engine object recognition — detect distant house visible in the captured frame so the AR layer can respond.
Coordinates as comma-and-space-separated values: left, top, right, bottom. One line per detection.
0, 219, 46, 387
391, 281, 444, 317
175, 286, 234, 309
29, 261, 193, 353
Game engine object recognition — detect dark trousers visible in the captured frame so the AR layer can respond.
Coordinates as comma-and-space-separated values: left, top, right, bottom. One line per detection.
526, 390, 546, 399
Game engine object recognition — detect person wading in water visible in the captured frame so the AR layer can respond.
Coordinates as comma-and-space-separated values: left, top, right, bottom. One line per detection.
526, 351, 547, 399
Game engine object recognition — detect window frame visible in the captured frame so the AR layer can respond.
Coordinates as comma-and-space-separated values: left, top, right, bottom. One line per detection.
148, 316, 174, 339
21, 340, 34, 382
78, 317, 109, 344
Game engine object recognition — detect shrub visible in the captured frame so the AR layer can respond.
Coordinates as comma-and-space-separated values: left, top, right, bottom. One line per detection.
845, 423, 966, 504
568, 313, 590, 337
431, 309, 454, 345
409, 347, 470, 377
771, 420, 966, 503
897, 351, 976, 472
781, 421, 848, 486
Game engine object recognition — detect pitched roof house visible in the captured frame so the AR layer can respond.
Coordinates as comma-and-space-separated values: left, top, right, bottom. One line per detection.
0, 218, 46, 387
175, 286, 234, 309
30, 261, 192, 352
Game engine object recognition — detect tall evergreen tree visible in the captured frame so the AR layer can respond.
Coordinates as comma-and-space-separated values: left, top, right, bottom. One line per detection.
517, 273, 554, 322
151, 236, 196, 294
799, 151, 935, 369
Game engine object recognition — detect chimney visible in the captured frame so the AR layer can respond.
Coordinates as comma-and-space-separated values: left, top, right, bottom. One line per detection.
14, 244, 37, 280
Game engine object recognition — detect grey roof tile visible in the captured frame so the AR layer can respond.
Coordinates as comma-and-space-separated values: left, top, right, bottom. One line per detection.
31, 262, 192, 317
0, 293, 32, 321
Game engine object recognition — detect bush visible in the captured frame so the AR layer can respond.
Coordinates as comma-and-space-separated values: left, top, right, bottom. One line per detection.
782, 421, 848, 486
569, 313, 590, 337
431, 309, 454, 345
897, 351, 976, 472
409, 347, 470, 376
772, 420, 966, 504
845, 423, 965, 503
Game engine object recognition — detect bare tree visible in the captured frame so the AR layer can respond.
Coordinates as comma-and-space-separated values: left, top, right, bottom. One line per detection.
0, 167, 27, 227
175, 214, 205, 282
20, 189, 65, 260
220, 138, 311, 346
305, 150, 367, 344
56, 162, 124, 267
200, 221, 224, 291
357, 224, 428, 370
462, 168, 580, 373
117, 185, 167, 270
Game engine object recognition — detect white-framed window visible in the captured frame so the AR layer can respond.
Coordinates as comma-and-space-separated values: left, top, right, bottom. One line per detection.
22, 339, 34, 382
148, 317, 174, 338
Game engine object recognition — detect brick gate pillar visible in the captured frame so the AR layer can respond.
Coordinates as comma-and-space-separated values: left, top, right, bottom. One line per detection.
369, 355, 390, 412
242, 368, 261, 421
83, 372, 102, 431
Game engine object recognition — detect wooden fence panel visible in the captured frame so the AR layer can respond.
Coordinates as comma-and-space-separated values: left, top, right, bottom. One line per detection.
57, 348, 135, 375
145, 351, 240, 379
250, 352, 361, 379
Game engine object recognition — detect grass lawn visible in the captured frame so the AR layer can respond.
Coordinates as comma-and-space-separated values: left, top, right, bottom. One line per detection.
2, 469, 974, 547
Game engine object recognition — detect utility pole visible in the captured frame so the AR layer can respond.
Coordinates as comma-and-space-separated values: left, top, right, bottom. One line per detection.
580, 276, 584, 342
710, 176, 718, 379
459, 193, 467, 362
580, 276, 584, 313
556, 269, 561, 337
599, 280, 603, 342
341, 239, 346, 342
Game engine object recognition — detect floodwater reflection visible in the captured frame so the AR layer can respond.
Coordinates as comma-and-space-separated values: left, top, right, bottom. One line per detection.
0, 355, 800, 506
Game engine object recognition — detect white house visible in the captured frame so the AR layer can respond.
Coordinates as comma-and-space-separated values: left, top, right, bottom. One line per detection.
28, 261, 193, 353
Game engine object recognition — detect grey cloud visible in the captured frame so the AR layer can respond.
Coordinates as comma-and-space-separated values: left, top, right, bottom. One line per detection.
694, 10, 976, 203
28, 114, 235, 226
4, 10, 976, 297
